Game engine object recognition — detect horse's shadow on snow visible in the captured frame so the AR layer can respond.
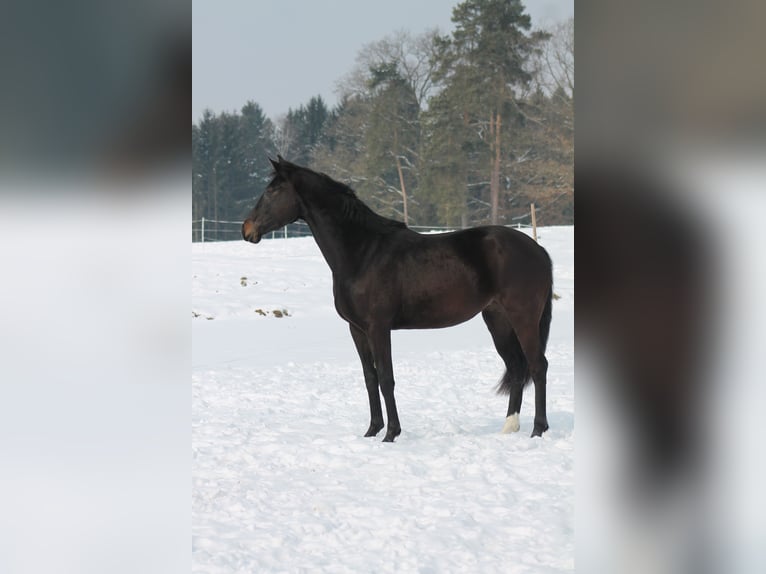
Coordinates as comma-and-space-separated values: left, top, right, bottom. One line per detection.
399, 410, 574, 442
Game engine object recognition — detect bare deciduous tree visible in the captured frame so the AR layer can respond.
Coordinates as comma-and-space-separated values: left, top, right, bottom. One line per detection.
540, 17, 574, 100
337, 29, 441, 109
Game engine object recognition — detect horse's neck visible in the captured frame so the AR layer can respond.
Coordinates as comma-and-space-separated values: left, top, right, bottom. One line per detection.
301, 197, 368, 276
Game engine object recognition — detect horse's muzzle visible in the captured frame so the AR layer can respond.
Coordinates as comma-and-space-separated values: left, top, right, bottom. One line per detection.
242, 220, 261, 243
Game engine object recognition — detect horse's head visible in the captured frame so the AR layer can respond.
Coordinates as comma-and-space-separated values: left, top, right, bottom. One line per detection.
242, 156, 302, 243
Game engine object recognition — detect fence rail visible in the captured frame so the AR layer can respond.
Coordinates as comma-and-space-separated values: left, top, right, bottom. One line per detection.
192, 217, 534, 243
191, 218, 313, 242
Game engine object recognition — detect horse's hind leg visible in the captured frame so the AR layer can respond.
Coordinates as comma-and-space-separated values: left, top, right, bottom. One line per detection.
349, 324, 384, 437
506, 311, 549, 438
482, 303, 527, 433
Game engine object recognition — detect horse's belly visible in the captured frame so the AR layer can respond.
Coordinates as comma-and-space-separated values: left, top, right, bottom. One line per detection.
394, 311, 481, 330
394, 290, 489, 329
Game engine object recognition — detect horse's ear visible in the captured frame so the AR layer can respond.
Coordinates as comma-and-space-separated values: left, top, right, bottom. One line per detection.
268, 156, 280, 172
275, 155, 297, 177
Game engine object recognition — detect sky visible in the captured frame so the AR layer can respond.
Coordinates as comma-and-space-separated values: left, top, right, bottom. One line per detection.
192, 0, 573, 123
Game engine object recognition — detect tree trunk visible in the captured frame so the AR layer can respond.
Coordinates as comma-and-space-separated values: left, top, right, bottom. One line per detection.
490, 111, 502, 225
212, 166, 218, 240
395, 154, 409, 226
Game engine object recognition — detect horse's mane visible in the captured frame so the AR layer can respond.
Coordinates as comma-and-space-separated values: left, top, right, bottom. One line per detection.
293, 166, 408, 232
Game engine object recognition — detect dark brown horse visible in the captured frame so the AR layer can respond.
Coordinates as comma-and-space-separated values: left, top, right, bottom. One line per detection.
242, 156, 553, 442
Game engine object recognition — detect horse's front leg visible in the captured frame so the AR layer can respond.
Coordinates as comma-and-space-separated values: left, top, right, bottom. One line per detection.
349, 323, 384, 437
367, 326, 401, 442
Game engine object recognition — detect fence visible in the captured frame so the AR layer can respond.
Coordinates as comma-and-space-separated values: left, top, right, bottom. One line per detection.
192, 217, 535, 243
191, 218, 313, 242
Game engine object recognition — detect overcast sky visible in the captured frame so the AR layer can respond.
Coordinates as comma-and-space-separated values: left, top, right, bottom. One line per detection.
193, 0, 573, 123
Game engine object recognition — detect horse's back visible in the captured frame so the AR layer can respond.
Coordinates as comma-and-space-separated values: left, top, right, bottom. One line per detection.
437, 225, 551, 279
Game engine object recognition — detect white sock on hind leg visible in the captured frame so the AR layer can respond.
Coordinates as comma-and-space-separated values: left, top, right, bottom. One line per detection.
501, 413, 520, 433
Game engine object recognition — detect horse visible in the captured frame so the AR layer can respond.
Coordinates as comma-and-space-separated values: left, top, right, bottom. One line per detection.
242, 156, 553, 442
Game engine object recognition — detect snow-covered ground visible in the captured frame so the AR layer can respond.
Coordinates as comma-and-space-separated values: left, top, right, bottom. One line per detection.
192, 226, 574, 573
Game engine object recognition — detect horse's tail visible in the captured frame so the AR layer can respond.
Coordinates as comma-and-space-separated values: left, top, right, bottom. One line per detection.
496, 334, 531, 394
496, 281, 553, 395
539, 281, 553, 357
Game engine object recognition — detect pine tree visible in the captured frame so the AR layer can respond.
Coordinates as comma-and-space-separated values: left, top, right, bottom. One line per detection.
192, 110, 216, 223
304, 96, 329, 155
237, 101, 276, 213
431, 0, 549, 224
213, 111, 242, 232
311, 95, 373, 200
192, 103, 278, 239
365, 63, 420, 224
277, 95, 329, 165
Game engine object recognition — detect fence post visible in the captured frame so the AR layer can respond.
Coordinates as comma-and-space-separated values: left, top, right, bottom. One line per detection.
201, 217, 205, 242
530, 203, 537, 242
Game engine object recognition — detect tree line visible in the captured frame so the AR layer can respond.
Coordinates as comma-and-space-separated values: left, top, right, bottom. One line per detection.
193, 0, 573, 235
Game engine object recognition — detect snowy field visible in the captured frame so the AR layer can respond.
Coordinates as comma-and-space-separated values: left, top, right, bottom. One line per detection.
192, 226, 574, 573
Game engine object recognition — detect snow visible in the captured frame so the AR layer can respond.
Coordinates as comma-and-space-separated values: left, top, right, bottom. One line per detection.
193, 226, 573, 573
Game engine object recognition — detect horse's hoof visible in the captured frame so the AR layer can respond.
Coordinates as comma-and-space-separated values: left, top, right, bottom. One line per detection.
382, 427, 401, 443
501, 413, 520, 433
364, 421, 384, 437
530, 423, 549, 438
